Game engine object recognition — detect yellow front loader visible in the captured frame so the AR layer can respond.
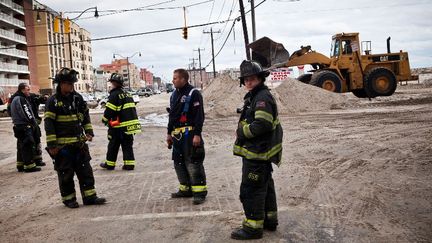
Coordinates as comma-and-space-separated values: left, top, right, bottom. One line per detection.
250, 33, 418, 98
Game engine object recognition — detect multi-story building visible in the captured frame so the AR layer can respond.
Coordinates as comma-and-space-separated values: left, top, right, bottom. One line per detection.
0, 0, 30, 99
93, 67, 110, 92
26, 0, 93, 95
139, 68, 153, 87
99, 59, 140, 90
65, 21, 93, 93
29, 1, 66, 95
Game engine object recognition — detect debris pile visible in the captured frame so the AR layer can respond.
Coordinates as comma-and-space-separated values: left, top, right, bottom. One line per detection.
203, 75, 349, 117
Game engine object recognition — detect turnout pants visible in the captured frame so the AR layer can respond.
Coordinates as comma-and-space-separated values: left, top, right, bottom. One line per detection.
32, 125, 43, 163
172, 131, 207, 197
13, 125, 36, 170
105, 128, 135, 167
240, 158, 278, 232
55, 143, 97, 202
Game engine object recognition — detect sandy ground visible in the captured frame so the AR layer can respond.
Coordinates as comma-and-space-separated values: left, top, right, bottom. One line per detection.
0, 84, 431, 242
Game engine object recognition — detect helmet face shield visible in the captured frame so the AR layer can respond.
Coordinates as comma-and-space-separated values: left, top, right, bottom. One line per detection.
54, 68, 79, 84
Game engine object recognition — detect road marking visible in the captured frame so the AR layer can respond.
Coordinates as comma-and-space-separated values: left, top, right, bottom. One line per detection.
90, 206, 293, 222
91, 210, 224, 221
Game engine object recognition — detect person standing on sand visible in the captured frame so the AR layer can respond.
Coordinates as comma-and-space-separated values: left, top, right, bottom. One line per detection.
231, 60, 283, 240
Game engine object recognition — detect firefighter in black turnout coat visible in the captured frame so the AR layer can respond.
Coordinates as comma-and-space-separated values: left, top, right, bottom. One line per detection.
166, 68, 207, 205
45, 68, 106, 208
100, 73, 141, 170
9, 83, 43, 172
231, 60, 283, 240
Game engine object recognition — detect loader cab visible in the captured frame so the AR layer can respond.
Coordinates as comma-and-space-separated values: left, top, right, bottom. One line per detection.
330, 32, 360, 58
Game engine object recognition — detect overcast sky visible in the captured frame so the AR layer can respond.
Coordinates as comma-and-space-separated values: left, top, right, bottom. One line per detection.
40, 0, 432, 81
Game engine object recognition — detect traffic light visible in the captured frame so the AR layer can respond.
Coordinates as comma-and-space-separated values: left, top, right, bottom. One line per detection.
64, 18, 71, 34
182, 27, 188, 40
53, 16, 60, 33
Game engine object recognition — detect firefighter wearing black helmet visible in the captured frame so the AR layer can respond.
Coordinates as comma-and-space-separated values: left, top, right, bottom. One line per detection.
44, 68, 106, 208
231, 60, 283, 240
100, 73, 141, 171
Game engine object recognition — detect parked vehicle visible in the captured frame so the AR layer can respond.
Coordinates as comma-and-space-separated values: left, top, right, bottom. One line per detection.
0, 103, 8, 116
99, 92, 139, 109
137, 88, 153, 97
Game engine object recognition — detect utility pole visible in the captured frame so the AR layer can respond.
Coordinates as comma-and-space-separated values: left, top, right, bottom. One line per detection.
126, 57, 131, 90
239, 0, 251, 60
250, 0, 256, 42
189, 58, 198, 87
203, 28, 220, 78
194, 48, 205, 89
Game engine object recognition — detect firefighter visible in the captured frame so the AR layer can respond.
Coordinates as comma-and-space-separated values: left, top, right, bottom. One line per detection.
8, 91, 47, 168
231, 60, 283, 240
45, 68, 106, 208
9, 83, 42, 172
100, 73, 141, 170
29, 93, 47, 167
166, 68, 207, 205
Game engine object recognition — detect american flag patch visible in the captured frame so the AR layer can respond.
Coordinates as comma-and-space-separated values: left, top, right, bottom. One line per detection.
193, 101, 200, 106
256, 101, 266, 108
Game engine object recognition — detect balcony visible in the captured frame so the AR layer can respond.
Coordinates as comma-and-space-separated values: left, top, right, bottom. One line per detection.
0, 28, 26, 44
0, 62, 29, 74
0, 0, 24, 14
0, 78, 28, 86
0, 47, 28, 59
0, 12, 25, 29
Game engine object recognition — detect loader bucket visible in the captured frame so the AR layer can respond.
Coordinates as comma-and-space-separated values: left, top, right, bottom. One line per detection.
249, 36, 290, 68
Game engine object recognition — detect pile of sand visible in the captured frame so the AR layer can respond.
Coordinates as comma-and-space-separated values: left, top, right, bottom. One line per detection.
203, 74, 245, 118
272, 77, 349, 114
203, 75, 349, 117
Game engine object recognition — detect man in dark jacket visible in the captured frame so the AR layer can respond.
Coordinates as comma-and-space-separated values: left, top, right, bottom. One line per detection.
9, 83, 42, 172
29, 93, 47, 167
45, 68, 106, 208
231, 60, 283, 240
100, 73, 141, 171
166, 68, 207, 205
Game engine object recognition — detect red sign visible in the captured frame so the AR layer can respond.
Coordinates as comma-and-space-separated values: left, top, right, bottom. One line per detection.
270, 69, 291, 81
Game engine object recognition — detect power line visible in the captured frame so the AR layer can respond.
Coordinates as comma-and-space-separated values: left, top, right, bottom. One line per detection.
204, 19, 238, 68
73, 0, 214, 20
215, 0, 238, 41
203, 0, 267, 67
0, 19, 233, 50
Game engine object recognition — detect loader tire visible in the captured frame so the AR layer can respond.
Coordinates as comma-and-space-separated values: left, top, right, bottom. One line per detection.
310, 70, 342, 92
364, 67, 397, 97
352, 89, 368, 98
297, 74, 312, 84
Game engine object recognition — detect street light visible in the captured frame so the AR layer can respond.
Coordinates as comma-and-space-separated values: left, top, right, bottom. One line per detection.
69, 7, 99, 21
113, 52, 141, 90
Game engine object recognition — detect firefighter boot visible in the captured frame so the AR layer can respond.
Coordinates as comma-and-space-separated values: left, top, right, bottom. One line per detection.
231, 227, 263, 240
264, 221, 278, 231
193, 196, 206, 205
83, 196, 107, 205
35, 160, 46, 166
171, 190, 193, 198
100, 162, 114, 170
24, 167, 41, 173
122, 165, 134, 171
63, 199, 79, 209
